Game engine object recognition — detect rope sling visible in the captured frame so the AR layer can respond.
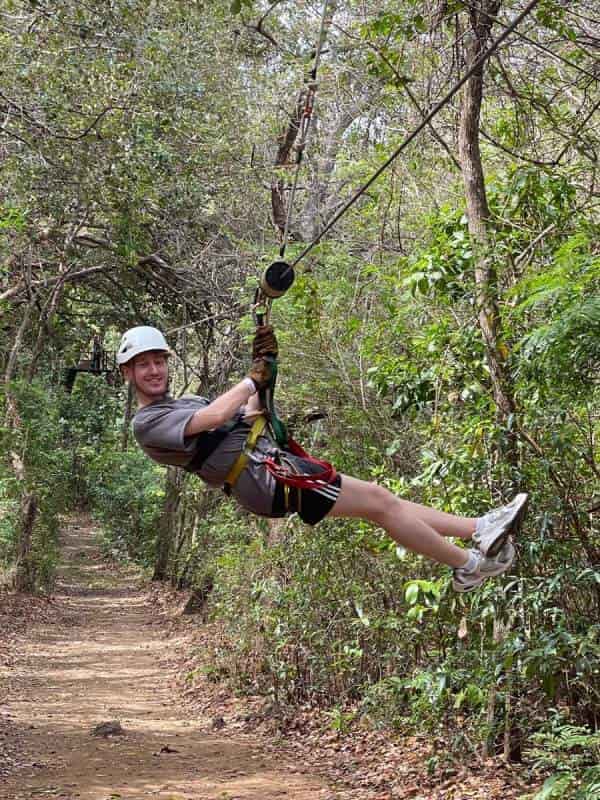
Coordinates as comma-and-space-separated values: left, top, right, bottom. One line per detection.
224, 0, 336, 498
225, 0, 543, 498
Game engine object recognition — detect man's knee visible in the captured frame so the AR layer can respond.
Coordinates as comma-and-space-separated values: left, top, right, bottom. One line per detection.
364, 481, 397, 522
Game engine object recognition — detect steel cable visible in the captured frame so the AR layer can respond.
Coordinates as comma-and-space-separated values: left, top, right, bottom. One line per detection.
287, 0, 544, 270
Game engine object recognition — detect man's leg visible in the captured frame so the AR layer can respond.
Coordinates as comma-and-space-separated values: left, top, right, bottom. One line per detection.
327, 475, 473, 569
392, 498, 476, 539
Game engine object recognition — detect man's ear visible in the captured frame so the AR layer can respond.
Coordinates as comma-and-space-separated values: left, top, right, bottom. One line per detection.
120, 364, 133, 382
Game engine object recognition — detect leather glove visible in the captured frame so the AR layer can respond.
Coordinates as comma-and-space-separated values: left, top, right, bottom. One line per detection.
252, 325, 278, 358
248, 357, 273, 391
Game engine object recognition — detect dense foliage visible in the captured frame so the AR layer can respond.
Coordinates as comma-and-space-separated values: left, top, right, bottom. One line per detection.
1, 0, 598, 794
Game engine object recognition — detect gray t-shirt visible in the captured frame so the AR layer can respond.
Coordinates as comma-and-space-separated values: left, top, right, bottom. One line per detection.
133, 395, 211, 467
133, 394, 280, 517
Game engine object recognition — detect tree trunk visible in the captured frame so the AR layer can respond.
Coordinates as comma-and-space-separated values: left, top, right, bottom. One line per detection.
152, 466, 182, 582
271, 0, 338, 244
5, 298, 40, 592
14, 491, 38, 592
302, 107, 365, 243
483, 615, 505, 757
458, 3, 520, 763
121, 383, 134, 451
271, 91, 305, 239
458, 2, 516, 430
27, 278, 66, 381
5, 298, 34, 387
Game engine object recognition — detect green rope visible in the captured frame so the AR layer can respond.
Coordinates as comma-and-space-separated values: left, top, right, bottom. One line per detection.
264, 358, 288, 447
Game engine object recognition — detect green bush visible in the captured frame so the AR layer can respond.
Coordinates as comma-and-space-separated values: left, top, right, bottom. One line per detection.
0, 379, 76, 589
523, 714, 600, 800
84, 446, 164, 565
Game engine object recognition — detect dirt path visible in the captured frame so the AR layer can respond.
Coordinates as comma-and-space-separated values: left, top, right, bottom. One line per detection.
0, 516, 326, 800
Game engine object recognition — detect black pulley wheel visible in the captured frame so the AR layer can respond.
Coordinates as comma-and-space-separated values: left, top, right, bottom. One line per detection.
260, 261, 295, 298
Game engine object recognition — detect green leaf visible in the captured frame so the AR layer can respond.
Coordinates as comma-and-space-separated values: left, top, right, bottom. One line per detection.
533, 773, 574, 800
405, 582, 419, 605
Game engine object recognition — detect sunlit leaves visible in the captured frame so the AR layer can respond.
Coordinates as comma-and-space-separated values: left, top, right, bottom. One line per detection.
512, 232, 600, 382
0, 206, 28, 232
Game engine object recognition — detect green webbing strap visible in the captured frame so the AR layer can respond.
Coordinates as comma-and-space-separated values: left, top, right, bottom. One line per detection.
253, 294, 287, 447
260, 356, 288, 447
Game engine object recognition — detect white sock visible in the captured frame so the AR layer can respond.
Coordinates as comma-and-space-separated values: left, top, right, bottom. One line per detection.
461, 550, 480, 573
475, 517, 484, 535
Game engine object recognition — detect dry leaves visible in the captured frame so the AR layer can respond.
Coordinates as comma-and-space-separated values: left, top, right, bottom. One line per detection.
159, 587, 537, 800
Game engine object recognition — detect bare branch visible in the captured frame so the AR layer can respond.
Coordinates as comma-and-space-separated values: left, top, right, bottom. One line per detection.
0, 265, 109, 303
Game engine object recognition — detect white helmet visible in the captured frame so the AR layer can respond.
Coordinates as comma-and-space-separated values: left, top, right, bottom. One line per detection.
117, 326, 170, 365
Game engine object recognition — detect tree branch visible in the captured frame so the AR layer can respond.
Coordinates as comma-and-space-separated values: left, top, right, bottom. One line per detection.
0, 265, 109, 303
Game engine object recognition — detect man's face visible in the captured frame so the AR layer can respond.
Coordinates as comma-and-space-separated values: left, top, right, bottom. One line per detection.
124, 351, 169, 401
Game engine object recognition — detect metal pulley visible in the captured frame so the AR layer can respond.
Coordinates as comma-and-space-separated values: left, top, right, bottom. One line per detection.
260, 261, 295, 299
253, 261, 295, 326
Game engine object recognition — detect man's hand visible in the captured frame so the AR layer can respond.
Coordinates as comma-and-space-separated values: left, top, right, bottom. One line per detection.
248, 357, 273, 391
252, 325, 278, 358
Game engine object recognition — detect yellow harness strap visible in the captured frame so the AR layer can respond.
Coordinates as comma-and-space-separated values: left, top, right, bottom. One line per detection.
223, 415, 268, 493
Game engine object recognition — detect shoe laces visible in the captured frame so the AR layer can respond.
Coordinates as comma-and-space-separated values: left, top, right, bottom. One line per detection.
481, 505, 508, 526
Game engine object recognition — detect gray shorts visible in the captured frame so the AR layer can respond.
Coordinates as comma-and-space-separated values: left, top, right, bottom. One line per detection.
194, 425, 341, 525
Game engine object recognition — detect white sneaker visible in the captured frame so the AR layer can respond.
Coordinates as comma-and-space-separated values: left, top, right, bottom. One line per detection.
452, 540, 516, 593
473, 493, 529, 557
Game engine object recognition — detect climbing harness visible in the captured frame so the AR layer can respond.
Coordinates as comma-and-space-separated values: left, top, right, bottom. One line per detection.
223, 412, 337, 505
264, 438, 337, 493
223, 414, 268, 494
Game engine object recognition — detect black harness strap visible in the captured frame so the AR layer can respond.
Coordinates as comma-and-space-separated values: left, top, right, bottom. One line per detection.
183, 418, 243, 473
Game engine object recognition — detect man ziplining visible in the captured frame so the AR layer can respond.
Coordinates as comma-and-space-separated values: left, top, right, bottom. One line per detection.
118, 325, 528, 593
113, 0, 544, 596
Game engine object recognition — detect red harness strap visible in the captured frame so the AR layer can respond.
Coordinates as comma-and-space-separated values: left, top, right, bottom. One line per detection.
264, 436, 337, 491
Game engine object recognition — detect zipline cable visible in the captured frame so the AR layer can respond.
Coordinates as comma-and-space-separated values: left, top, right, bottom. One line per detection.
279, 0, 331, 260
461, 0, 600, 82
287, 0, 543, 270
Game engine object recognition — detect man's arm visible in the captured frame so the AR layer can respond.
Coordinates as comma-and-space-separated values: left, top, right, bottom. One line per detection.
184, 379, 257, 436
243, 387, 263, 418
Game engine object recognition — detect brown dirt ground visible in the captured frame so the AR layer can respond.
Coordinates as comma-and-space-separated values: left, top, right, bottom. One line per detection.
0, 515, 328, 800
1, 515, 539, 800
